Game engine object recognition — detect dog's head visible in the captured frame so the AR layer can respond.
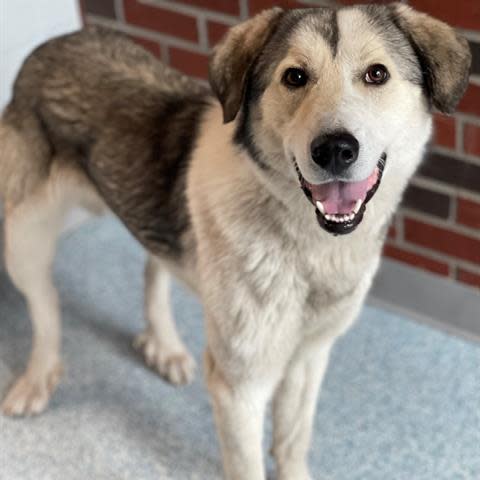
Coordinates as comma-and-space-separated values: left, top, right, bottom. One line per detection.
209, 4, 471, 235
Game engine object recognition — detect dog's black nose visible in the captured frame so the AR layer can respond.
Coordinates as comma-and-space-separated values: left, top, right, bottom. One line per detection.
311, 132, 359, 174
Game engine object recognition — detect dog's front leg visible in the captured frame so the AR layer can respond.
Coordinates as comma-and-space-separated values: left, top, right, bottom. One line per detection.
272, 340, 334, 480
205, 348, 274, 480
134, 255, 196, 385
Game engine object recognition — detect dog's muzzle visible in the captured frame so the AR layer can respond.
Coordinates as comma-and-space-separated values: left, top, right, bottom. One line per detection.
294, 153, 387, 235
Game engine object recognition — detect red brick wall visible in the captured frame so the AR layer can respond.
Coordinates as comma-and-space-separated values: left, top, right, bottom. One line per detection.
81, 0, 480, 289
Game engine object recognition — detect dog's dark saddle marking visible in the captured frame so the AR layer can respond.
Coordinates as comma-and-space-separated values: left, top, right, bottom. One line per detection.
10, 26, 211, 259
83, 93, 210, 258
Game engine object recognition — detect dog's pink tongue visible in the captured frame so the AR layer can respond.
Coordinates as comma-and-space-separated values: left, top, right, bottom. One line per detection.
309, 169, 378, 214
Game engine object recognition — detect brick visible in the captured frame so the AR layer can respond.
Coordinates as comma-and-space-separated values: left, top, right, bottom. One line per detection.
388, 224, 396, 240
172, 0, 240, 16
404, 218, 480, 264
124, 0, 198, 43
83, 0, 116, 18
128, 35, 162, 58
470, 41, 480, 76
457, 197, 480, 229
458, 83, 480, 117
433, 114, 455, 149
417, 152, 480, 195
402, 184, 451, 219
169, 47, 209, 79
457, 267, 480, 289
409, 0, 480, 30
383, 244, 450, 276
207, 21, 230, 48
249, 0, 305, 15
464, 123, 480, 157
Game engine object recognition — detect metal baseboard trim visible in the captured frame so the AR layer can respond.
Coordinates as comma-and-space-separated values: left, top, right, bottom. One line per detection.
368, 259, 480, 344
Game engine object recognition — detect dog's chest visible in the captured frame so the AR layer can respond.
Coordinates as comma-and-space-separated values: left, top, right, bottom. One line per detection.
211, 235, 376, 375
238, 230, 377, 331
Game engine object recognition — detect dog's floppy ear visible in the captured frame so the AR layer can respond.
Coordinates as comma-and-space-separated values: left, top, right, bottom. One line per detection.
209, 8, 284, 123
391, 3, 471, 113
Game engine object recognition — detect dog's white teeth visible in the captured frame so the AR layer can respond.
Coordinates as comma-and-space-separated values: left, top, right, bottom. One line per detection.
324, 211, 357, 223
316, 201, 325, 214
354, 199, 362, 214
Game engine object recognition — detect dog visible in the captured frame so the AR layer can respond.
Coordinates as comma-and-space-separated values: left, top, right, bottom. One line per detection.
0, 3, 471, 479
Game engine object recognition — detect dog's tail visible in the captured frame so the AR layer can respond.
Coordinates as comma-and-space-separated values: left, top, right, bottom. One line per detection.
0, 108, 50, 206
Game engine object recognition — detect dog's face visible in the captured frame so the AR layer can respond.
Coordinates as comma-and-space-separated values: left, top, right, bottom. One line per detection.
210, 4, 471, 235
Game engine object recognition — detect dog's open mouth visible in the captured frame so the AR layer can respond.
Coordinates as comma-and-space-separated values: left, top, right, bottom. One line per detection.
294, 154, 387, 235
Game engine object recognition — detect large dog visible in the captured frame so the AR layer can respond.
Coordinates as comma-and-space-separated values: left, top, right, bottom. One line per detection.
0, 3, 470, 479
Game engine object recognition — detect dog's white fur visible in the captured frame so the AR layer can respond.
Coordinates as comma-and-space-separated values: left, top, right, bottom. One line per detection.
0, 4, 470, 480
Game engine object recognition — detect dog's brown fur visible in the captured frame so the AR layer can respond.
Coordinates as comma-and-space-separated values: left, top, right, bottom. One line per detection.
1, 26, 210, 257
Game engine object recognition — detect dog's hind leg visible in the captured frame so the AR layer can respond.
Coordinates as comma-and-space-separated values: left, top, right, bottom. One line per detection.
1, 183, 66, 416
134, 255, 196, 385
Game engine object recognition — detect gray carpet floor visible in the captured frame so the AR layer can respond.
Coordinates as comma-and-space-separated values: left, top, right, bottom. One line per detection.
1, 218, 479, 480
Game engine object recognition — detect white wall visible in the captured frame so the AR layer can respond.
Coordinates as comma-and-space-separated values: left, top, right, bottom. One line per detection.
0, 0, 82, 111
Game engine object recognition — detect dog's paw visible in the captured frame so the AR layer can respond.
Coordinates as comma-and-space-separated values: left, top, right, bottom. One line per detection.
278, 473, 312, 480
134, 332, 196, 385
276, 463, 312, 480
1, 363, 63, 416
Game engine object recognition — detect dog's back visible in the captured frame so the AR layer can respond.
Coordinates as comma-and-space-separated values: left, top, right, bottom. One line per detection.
6, 27, 205, 144
0, 26, 210, 255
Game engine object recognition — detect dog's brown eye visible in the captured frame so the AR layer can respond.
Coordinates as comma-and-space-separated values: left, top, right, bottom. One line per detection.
283, 68, 308, 88
364, 64, 389, 85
